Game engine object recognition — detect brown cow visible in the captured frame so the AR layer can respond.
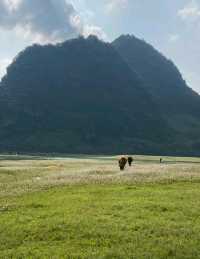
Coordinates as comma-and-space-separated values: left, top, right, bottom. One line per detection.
128, 156, 133, 166
118, 157, 127, 170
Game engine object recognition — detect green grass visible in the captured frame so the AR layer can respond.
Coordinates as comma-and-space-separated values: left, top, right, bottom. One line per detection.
1, 155, 200, 258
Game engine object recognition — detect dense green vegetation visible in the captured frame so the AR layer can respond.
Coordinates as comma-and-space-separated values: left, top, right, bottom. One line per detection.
1, 155, 200, 258
113, 35, 200, 148
1, 35, 200, 155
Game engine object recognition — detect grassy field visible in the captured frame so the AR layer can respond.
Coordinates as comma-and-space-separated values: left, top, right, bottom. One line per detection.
1, 154, 200, 258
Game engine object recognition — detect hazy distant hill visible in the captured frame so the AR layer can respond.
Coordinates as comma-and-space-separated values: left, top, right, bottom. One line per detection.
0, 36, 172, 154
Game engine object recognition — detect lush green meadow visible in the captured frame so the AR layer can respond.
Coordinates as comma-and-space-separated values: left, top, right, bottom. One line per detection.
1, 155, 200, 258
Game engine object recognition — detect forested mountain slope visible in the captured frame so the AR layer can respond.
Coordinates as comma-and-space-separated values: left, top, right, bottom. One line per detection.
113, 35, 200, 143
0, 36, 172, 154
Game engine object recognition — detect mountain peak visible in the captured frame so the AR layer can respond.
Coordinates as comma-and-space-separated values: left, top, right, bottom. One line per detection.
115, 34, 137, 41
0, 34, 173, 154
0, 35, 200, 155
113, 34, 186, 92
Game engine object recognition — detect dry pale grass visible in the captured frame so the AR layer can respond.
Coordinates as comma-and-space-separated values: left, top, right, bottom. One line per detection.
1, 155, 200, 197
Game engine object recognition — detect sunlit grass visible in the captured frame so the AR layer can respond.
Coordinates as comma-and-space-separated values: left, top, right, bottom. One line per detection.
0, 154, 200, 198
1, 154, 200, 258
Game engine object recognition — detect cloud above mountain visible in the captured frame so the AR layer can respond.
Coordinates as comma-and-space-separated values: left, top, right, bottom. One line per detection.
0, 0, 107, 44
0, 0, 82, 43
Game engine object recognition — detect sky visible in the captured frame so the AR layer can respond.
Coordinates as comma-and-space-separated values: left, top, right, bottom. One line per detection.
0, 0, 199, 93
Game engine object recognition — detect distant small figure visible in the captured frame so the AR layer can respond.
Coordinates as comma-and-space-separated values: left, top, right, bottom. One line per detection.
128, 156, 133, 166
118, 157, 127, 171
160, 158, 163, 163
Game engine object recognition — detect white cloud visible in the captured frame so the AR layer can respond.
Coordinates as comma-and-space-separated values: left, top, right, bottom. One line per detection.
0, 0, 107, 44
70, 12, 108, 41
83, 25, 108, 41
69, 1, 107, 40
169, 34, 180, 43
0, 0, 81, 44
105, 0, 128, 14
4, 0, 22, 12
178, 1, 200, 21
0, 58, 12, 79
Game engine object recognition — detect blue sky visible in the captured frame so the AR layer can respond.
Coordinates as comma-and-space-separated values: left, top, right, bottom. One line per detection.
0, 0, 199, 92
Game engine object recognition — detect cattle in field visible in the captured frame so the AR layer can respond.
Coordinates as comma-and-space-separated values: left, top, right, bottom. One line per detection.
128, 156, 133, 166
118, 157, 127, 170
